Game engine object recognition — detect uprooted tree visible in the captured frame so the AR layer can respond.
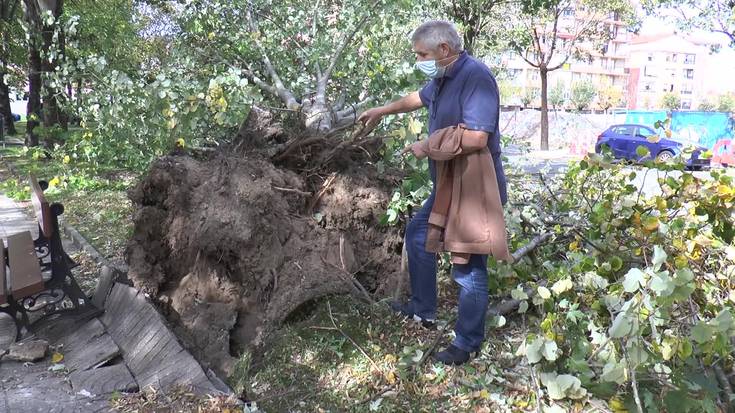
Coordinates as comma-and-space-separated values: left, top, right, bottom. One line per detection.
117, 0, 435, 376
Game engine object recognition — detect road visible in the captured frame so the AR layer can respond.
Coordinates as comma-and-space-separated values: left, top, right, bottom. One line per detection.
505, 151, 725, 198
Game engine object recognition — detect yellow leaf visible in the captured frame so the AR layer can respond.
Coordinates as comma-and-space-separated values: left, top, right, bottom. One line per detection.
51, 352, 64, 363
717, 184, 733, 197
384, 354, 397, 363
49, 177, 61, 187
408, 118, 422, 135
642, 216, 659, 232
674, 255, 688, 268
569, 240, 579, 251
386, 370, 396, 384
62, 155, 70, 164
646, 134, 661, 143
665, 129, 672, 138
176, 138, 185, 148
479, 389, 489, 399
609, 396, 629, 412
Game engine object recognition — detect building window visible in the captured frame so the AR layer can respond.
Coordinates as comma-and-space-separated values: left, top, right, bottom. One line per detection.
684, 54, 696, 64
666, 53, 678, 63
681, 83, 693, 95
681, 100, 691, 109
644, 82, 654, 91
647, 53, 653, 62
684, 69, 694, 79
562, 7, 575, 16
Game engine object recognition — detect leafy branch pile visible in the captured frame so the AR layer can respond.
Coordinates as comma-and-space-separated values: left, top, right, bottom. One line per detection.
501, 155, 735, 412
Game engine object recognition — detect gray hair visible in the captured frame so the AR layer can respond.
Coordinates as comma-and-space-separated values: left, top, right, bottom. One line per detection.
411, 21, 463, 52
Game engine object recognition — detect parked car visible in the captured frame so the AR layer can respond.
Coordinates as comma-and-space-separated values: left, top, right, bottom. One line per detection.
11, 113, 21, 122
595, 124, 710, 169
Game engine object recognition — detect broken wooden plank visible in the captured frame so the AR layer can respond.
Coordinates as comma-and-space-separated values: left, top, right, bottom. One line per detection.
47, 318, 120, 372
69, 363, 138, 395
7, 231, 43, 299
99, 282, 221, 394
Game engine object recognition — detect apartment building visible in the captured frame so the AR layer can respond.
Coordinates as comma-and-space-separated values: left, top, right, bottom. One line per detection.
625, 33, 712, 110
500, 7, 630, 108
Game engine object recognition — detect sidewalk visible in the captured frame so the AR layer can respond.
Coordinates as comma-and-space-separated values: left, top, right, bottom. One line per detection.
0, 192, 228, 412
0, 194, 38, 241
0, 193, 112, 412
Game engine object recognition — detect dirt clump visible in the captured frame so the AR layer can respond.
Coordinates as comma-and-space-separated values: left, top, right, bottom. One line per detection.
126, 109, 404, 377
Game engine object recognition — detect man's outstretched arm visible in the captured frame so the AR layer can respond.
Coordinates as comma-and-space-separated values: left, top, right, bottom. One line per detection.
357, 91, 424, 131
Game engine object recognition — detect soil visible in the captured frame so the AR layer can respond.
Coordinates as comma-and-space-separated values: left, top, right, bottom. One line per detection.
125, 108, 405, 377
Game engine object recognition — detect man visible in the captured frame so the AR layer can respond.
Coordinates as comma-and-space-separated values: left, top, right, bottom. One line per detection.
358, 20, 507, 366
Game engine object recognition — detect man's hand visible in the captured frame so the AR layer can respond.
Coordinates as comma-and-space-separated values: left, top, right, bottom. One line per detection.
357, 106, 386, 133
401, 140, 428, 159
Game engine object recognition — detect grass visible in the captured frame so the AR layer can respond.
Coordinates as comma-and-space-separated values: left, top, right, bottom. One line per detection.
233, 283, 546, 412
3, 120, 26, 138
0, 145, 135, 260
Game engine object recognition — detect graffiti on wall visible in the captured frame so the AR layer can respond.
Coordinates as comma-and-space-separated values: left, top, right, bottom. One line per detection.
623, 110, 734, 149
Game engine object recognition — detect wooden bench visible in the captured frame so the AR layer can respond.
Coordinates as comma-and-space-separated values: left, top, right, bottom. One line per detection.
0, 175, 93, 339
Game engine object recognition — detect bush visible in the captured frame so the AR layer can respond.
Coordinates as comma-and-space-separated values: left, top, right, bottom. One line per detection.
660, 92, 681, 111
570, 80, 596, 111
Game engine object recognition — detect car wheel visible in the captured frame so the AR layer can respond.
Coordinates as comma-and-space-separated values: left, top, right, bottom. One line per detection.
656, 150, 674, 162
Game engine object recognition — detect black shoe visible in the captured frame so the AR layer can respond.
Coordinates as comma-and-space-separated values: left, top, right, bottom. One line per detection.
433, 344, 472, 366
389, 301, 437, 330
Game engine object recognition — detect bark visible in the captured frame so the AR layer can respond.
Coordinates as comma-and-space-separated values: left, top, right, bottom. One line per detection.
0, 69, 16, 135
540, 65, 549, 151
26, 40, 41, 146
40, 0, 65, 133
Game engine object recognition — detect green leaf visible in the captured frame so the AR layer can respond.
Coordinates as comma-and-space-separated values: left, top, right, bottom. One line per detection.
600, 361, 626, 384
511, 288, 529, 300
542, 340, 559, 361
652, 245, 667, 271
524, 338, 543, 364
609, 311, 633, 338
712, 310, 734, 333
539, 372, 588, 400
518, 300, 529, 314
537, 286, 552, 300
650, 271, 675, 297
673, 268, 694, 286
627, 343, 648, 366
623, 268, 646, 293
610, 256, 623, 271
636, 145, 650, 158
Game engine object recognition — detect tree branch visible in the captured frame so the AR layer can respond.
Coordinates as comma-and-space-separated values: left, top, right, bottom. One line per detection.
317, 0, 382, 102
335, 97, 373, 120
245, 4, 300, 110
546, 5, 563, 64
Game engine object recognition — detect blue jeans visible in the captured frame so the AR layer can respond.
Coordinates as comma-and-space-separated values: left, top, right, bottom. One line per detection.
405, 192, 489, 353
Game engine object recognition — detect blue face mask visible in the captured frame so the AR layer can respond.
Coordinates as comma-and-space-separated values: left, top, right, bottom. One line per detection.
415, 60, 446, 79
414, 54, 458, 79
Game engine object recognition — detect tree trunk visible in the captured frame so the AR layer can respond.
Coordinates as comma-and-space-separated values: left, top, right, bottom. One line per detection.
26, 40, 41, 146
464, 26, 477, 56
540, 66, 549, 151
41, 0, 65, 133
0, 69, 16, 135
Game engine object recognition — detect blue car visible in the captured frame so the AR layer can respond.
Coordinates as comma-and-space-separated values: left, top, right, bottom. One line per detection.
595, 124, 710, 169
12, 113, 20, 122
